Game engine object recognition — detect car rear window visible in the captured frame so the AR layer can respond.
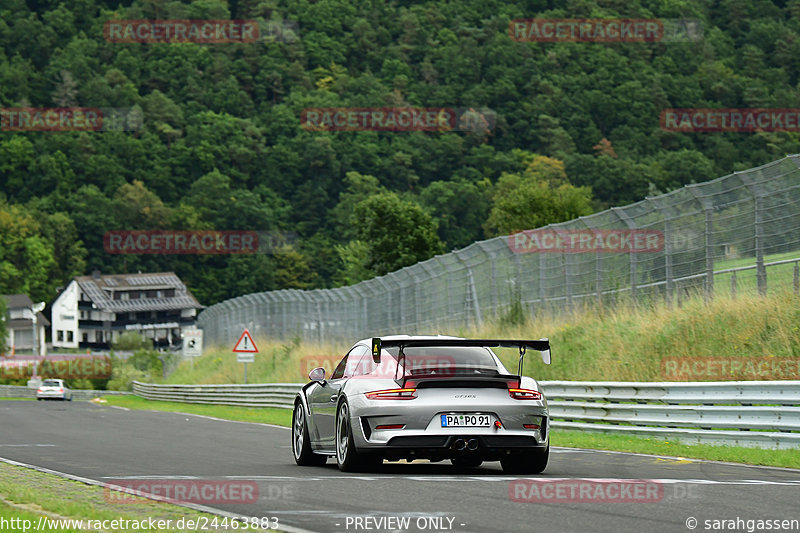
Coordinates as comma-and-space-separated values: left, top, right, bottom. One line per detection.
42, 380, 60, 386
384, 346, 500, 376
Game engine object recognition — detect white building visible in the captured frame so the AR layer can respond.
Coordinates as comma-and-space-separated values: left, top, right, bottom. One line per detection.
1, 294, 49, 355
50, 271, 202, 350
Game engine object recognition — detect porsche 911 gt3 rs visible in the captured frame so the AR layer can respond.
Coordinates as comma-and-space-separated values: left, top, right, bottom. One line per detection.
292, 335, 551, 473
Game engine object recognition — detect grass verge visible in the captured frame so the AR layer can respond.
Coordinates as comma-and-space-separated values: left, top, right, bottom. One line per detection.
102, 396, 799, 470
0, 462, 264, 532
551, 430, 800, 469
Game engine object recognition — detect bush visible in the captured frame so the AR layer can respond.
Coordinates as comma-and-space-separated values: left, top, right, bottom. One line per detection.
107, 364, 146, 391
113, 331, 150, 351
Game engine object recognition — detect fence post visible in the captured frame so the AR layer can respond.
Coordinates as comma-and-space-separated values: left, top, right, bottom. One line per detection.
754, 194, 766, 296
731, 272, 737, 299
794, 261, 799, 295
565, 248, 573, 311
687, 185, 714, 303
612, 208, 638, 306
739, 171, 767, 296
651, 197, 673, 308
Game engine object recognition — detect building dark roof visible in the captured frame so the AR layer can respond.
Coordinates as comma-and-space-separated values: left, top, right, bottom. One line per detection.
2, 294, 33, 309
2, 294, 50, 327
74, 272, 202, 312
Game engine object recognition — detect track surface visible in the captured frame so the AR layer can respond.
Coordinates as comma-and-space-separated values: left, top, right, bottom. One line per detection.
1, 400, 799, 533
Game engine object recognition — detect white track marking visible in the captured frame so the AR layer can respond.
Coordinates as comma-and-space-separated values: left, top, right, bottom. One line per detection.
100, 474, 800, 485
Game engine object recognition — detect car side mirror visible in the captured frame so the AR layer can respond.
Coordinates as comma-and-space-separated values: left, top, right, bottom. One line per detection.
308, 367, 326, 382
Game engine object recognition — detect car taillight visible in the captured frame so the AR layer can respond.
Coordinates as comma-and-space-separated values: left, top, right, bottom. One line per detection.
375, 424, 406, 430
58, 388, 64, 393
37, 388, 43, 393
523, 424, 541, 429
508, 388, 542, 400
365, 388, 417, 400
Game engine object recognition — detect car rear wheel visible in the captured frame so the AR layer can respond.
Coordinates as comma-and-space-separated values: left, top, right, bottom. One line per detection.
336, 400, 379, 472
292, 402, 327, 466
501, 445, 549, 474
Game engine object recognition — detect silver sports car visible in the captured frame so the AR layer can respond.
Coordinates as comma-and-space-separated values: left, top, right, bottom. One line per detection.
292, 335, 551, 473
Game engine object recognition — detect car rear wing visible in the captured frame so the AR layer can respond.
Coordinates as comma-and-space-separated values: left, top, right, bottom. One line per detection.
370, 337, 551, 377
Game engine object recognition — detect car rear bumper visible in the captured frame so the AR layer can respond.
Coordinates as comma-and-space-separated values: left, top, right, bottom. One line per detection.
37, 391, 69, 400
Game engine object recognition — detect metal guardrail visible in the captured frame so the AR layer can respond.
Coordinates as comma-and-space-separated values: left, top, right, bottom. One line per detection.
540, 381, 800, 450
0, 384, 131, 401
131, 380, 800, 450
132, 381, 305, 409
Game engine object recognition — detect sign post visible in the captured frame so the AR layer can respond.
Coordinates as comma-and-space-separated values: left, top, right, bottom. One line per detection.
232, 329, 258, 384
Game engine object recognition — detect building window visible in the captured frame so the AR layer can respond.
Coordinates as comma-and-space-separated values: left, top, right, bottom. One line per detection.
95, 331, 103, 343
67, 331, 73, 342
57, 330, 64, 342
120, 292, 129, 301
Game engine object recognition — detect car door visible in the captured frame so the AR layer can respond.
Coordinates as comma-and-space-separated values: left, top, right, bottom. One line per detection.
308, 345, 369, 448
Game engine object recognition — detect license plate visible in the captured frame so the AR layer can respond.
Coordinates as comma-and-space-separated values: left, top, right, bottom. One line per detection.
441, 414, 491, 427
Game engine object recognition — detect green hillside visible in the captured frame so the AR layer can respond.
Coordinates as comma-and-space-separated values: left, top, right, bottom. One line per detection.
3, 0, 800, 306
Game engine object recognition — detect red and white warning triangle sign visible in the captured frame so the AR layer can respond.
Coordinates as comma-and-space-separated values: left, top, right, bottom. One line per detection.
232, 329, 259, 353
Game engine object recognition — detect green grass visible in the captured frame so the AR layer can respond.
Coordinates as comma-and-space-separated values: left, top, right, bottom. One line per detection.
0, 462, 263, 532
552, 430, 800, 469
105, 396, 799, 470
100, 395, 293, 427
0, 397, 33, 401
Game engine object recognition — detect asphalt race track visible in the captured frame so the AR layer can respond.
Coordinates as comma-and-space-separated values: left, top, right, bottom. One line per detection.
2, 400, 799, 533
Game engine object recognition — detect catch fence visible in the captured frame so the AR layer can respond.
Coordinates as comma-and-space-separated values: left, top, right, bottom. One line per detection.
198, 155, 800, 346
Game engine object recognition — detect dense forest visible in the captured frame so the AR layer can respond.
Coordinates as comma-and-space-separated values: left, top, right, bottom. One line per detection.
2, 0, 800, 306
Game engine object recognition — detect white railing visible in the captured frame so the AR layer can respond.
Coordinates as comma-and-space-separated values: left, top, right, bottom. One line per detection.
130, 380, 800, 450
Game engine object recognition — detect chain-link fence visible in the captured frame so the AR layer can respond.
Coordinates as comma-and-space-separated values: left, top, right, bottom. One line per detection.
198, 155, 800, 347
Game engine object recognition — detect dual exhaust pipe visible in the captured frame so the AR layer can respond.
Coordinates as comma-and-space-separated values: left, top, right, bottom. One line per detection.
452, 438, 479, 451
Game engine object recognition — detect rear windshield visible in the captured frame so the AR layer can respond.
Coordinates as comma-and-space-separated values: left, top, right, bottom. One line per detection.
42, 380, 60, 386
384, 346, 500, 376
